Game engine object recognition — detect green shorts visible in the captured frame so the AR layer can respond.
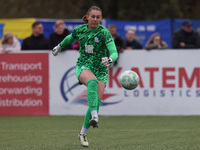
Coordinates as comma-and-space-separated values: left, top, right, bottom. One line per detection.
75, 64, 109, 85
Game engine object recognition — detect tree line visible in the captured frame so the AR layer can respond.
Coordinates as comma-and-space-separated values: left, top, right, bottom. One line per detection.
1, 0, 200, 20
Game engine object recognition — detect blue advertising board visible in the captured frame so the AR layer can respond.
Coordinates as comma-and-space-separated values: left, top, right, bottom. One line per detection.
0, 24, 4, 39
105, 19, 172, 48
38, 18, 172, 48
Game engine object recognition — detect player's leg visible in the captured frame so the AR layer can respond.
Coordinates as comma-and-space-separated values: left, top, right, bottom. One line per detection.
97, 81, 105, 99
78, 70, 99, 147
81, 80, 105, 131
88, 80, 105, 127
78, 84, 105, 147
79, 70, 99, 119
81, 97, 101, 131
96, 80, 105, 110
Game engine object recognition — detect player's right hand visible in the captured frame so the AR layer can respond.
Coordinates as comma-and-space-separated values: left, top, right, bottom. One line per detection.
52, 44, 62, 56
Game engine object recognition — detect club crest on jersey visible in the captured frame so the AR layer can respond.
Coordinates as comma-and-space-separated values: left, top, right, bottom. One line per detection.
95, 37, 99, 43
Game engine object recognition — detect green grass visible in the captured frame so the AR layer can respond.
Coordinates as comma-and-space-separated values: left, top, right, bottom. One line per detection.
0, 116, 200, 150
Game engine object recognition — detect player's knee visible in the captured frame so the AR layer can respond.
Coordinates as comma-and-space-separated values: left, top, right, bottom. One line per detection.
87, 78, 98, 90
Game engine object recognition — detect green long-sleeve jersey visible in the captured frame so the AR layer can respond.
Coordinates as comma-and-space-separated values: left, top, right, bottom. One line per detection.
60, 24, 118, 69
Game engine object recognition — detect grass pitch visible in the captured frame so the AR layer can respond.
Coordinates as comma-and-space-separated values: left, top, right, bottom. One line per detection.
0, 116, 200, 150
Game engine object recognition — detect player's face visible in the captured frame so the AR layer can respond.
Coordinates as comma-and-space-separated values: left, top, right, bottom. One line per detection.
87, 10, 102, 29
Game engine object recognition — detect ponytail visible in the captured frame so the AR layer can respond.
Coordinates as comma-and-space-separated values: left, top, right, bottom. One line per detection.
82, 15, 88, 23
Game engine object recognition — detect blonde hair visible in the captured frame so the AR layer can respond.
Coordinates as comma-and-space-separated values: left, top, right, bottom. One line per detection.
1, 32, 14, 44
82, 6, 102, 23
54, 20, 65, 28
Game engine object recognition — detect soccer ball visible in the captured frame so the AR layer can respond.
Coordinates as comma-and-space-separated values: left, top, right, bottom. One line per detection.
119, 70, 140, 90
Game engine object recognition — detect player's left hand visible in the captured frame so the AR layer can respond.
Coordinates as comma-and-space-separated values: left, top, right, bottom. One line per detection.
102, 57, 113, 67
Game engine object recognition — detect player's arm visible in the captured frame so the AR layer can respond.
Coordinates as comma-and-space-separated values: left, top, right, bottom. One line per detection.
60, 34, 76, 47
106, 41, 118, 61
52, 34, 76, 56
102, 41, 118, 67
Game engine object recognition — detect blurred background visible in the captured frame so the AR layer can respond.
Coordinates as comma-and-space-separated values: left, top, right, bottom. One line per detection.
1, 0, 200, 20
1, 1, 200, 149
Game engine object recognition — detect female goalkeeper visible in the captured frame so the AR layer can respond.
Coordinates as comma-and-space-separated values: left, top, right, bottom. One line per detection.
52, 6, 118, 147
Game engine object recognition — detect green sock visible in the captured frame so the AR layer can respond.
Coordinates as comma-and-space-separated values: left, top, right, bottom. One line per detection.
83, 98, 102, 129
86, 79, 98, 111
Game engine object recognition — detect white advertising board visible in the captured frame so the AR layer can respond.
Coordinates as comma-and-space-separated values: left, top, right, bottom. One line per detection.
50, 50, 200, 115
